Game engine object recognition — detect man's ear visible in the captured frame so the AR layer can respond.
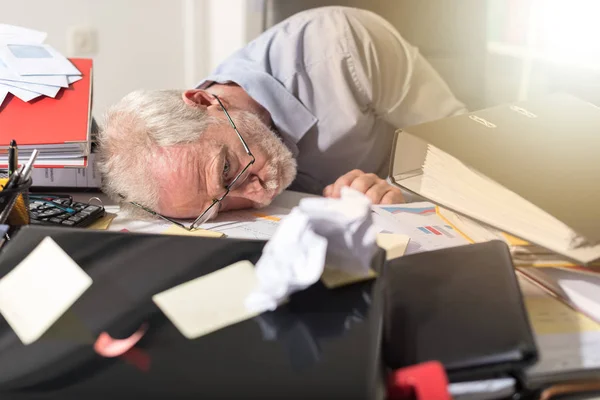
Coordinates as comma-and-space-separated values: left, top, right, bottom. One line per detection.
182, 90, 218, 108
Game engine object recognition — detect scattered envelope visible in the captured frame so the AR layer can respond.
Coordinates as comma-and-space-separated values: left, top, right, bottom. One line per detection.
0, 78, 61, 97
153, 260, 259, 339
0, 81, 41, 102
161, 225, 224, 238
0, 237, 93, 345
0, 58, 68, 87
0, 43, 80, 76
0, 86, 8, 107
0, 25, 81, 106
67, 75, 82, 84
0, 24, 46, 45
376, 233, 410, 261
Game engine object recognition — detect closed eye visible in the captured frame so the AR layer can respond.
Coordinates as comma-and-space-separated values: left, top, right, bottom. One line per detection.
222, 158, 231, 188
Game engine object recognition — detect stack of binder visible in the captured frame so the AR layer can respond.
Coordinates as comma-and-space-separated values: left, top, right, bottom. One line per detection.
388, 93, 600, 393
390, 93, 600, 267
0, 58, 93, 169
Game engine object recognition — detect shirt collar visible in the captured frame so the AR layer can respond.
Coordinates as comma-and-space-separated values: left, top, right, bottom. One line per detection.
197, 67, 317, 148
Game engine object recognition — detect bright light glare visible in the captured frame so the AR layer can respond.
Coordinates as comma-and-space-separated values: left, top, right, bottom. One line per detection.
535, 0, 600, 69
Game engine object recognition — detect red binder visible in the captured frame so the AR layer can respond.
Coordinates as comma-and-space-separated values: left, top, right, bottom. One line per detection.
0, 58, 93, 168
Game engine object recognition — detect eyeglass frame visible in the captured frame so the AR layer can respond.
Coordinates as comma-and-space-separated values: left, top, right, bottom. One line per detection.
120, 94, 255, 231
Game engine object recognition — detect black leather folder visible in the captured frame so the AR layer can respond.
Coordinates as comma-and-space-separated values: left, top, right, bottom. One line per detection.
0, 225, 386, 400
382, 241, 538, 382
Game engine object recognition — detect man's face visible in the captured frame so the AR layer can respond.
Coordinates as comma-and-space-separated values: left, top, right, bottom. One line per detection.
155, 107, 297, 220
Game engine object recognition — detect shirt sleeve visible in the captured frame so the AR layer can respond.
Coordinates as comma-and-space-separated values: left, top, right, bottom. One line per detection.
343, 9, 468, 128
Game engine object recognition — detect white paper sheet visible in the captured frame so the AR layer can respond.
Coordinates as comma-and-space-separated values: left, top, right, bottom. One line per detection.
0, 78, 61, 97
301, 188, 378, 274
0, 81, 41, 102
372, 202, 469, 253
245, 188, 377, 312
0, 24, 46, 45
0, 43, 80, 76
449, 378, 516, 400
0, 237, 93, 345
199, 205, 291, 240
153, 260, 260, 339
245, 209, 328, 312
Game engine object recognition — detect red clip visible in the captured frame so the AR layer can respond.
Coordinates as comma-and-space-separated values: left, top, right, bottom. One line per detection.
387, 361, 451, 400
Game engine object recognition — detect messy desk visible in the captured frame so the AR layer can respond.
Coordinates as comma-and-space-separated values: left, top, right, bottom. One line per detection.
1, 184, 599, 399
2, 86, 600, 399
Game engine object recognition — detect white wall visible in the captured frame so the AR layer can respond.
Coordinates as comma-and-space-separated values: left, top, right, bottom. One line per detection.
1, 0, 258, 119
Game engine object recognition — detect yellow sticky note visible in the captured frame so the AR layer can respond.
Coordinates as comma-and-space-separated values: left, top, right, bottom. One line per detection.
152, 260, 259, 339
376, 233, 410, 261
502, 232, 530, 247
0, 237, 93, 345
321, 267, 377, 289
162, 225, 224, 238
87, 212, 117, 230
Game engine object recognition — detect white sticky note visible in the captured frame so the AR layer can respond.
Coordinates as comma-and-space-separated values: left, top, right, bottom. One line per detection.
0, 237, 92, 345
376, 233, 410, 261
153, 260, 259, 339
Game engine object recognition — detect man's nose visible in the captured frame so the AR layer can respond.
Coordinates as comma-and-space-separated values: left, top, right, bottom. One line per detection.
233, 174, 265, 200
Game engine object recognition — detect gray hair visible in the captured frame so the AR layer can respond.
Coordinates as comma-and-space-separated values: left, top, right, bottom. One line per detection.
97, 89, 218, 214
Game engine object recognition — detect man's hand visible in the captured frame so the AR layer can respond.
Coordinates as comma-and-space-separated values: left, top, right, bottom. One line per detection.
323, 169, 404, 204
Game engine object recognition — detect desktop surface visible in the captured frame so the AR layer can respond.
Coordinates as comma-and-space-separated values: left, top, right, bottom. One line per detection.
0, 226, 385, 399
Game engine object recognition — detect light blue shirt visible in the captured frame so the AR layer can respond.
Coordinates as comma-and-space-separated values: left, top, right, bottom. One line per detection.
199, 6, 466, 194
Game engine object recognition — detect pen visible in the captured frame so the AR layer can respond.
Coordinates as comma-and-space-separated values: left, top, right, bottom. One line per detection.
0, 149, 37, 221
8, 140, 17, 176
21, 149, 38, 182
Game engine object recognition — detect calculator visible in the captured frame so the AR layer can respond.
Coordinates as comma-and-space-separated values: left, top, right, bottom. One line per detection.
29, 195, 105, 228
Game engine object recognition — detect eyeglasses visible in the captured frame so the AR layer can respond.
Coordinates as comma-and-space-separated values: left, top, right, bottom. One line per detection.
121, 94, 255, 231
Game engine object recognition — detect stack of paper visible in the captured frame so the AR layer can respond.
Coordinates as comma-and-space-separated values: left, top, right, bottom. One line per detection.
0, 24, 80, 107
518, 275, 600, 385
437, 207, 600, 269
0, 24, 92, 168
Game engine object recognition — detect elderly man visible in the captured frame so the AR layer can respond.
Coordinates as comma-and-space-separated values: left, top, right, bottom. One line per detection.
98, 6, 466, 229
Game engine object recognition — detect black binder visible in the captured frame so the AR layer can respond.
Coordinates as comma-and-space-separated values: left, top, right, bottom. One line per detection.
0, 226, 386, 399
381, 241, 538, 382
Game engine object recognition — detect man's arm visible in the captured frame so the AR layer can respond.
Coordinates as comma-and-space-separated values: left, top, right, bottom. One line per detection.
344, 9, 468, 128
321, 10, 466, 204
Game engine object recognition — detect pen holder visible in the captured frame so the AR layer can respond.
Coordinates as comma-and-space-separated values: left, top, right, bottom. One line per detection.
0, 176, 32, 226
